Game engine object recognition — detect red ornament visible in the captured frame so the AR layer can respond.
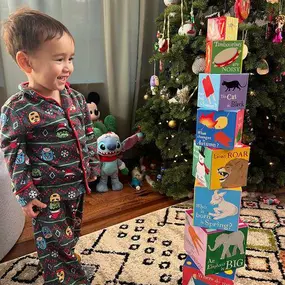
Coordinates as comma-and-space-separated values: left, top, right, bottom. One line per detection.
235, 0, 250, 23
158, 38, 168, 53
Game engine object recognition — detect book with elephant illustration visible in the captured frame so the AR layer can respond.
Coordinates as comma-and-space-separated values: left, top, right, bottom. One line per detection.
196, 108, 245, 150
197, 73, 249, 111
193, 180, 242, 232
192, 141, 250, 189
184, 210, 248, 275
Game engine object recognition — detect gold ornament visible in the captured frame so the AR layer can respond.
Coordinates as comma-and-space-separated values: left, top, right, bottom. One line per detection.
242, 44, 248, 60
168, 120, 177, 128
144, 94, 149, 100
249, 91, 256, 96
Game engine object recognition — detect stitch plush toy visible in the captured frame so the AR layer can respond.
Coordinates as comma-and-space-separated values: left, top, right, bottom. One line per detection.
96, 132, 143, 192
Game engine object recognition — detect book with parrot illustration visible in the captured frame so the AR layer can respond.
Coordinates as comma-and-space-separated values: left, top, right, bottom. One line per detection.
196, 108, 245, 150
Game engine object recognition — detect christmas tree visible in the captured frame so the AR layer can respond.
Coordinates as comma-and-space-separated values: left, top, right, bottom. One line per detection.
136, 0, 285, 199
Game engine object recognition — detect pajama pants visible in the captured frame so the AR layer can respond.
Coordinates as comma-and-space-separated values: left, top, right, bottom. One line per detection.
32, 194, 88, 285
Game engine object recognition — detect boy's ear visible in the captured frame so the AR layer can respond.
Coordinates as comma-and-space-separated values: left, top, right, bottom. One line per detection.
16, 51, 32, 73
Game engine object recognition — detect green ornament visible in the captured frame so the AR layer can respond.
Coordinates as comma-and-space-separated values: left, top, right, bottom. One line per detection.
154, 42, 159, 51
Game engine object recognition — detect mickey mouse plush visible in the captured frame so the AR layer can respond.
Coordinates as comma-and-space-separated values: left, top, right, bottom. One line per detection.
87, 92, 101, 122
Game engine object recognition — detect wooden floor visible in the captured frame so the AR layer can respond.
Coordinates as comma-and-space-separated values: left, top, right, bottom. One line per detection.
1, 184, 185, 263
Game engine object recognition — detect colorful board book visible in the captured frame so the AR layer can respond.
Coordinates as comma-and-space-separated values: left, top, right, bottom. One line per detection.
207, 16, 239, 42
193, 180, 242, 232
197, 73, 249, 111
192, 141, 250, 189
182, 255, 236, 285
184, 209, 248, 275
205, 40, 244, 74
196, 108, 245, 150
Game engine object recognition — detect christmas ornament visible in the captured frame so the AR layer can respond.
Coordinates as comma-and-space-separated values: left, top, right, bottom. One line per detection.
256, 59, 269, 75
178, 22, 197, 36
234, 0, 251, 23
157, 14, 169, 53
242, 44, 248, 60
158, 38, 168, 53
178, 0, 196, 37
242, 30, 248, 60
168, 120, 177, 128
154, 42, 159, 51
144, 94, 149, 100
192, 55, 206, 74
266, 0, 279, 3
273, 14, 285, 43
176, 86, 190, 104
159, 60, 164, 72
164, 0, 180, 6
150, 75, 159, 95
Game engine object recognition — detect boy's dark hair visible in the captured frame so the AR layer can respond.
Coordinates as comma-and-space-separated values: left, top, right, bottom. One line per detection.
2, 7, 74, 61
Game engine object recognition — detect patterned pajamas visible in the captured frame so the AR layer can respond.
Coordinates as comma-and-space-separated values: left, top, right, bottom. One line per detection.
33, 194, 88, 285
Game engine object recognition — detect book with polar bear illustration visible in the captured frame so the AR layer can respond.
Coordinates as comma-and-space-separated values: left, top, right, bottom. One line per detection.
192, 141, 250, 189
182, 255, 236, 285
184, 210, 248, 275
193, 180, 242, 232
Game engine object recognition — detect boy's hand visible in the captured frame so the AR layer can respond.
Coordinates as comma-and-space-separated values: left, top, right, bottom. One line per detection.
22, 199, 47, 218
88, 176, 97, 182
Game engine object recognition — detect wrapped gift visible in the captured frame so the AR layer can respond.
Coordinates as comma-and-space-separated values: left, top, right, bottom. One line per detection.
193, 180, 242, 232
207, 16, 239, 41
196, 108, 245, 150
182, 255, 236, 285
205, 41, 244, 74
184, 209, 248, 275
192, 141, 250, 189
198, 73, 249, 111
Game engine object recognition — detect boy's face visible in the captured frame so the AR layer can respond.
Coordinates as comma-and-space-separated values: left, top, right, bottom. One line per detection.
28, 32, 75, 94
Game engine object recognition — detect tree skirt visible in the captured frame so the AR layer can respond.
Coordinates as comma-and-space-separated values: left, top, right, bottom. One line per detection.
0, 198, 285, 285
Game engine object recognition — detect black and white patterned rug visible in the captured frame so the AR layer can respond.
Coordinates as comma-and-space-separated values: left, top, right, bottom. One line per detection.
0, 199, 285, 284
